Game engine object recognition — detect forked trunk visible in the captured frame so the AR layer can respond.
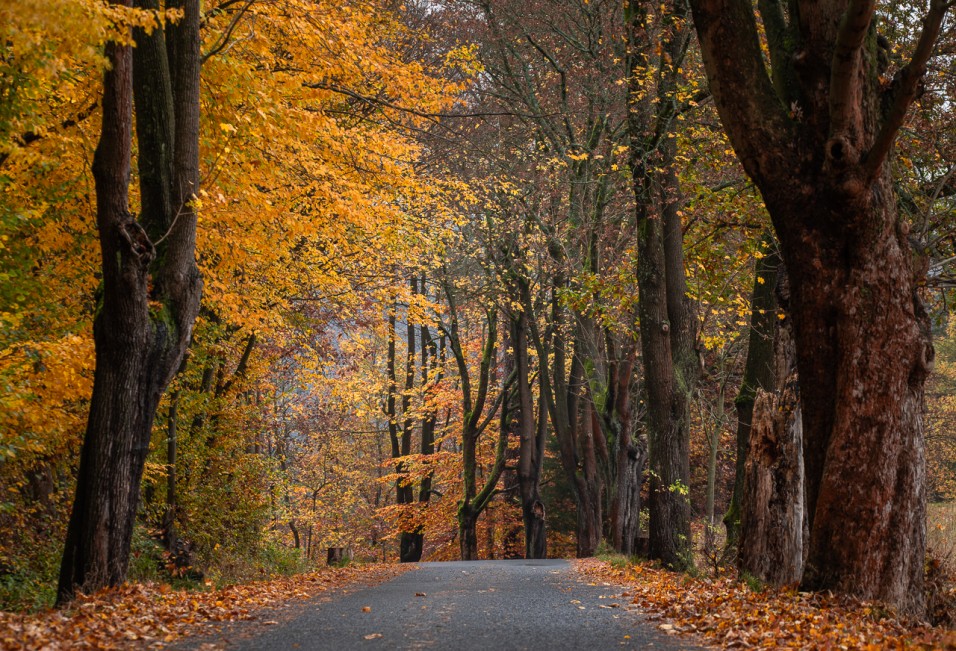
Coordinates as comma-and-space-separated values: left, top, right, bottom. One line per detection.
57, 0, 202, 605
775, 181, 930, 613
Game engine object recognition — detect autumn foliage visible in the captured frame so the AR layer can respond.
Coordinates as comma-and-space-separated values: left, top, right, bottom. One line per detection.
1, 0, 956, 641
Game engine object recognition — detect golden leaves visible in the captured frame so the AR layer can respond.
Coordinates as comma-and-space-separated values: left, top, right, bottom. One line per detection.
576, 559, 950, 650
0, 564, 409, 650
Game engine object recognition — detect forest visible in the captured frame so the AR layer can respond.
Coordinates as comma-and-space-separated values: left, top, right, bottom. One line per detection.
2, 0, 956, 646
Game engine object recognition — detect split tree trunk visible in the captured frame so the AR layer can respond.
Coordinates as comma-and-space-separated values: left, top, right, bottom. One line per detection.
739, 267, 806, 585
724, 237, 780, 550
689, 0, 946, 614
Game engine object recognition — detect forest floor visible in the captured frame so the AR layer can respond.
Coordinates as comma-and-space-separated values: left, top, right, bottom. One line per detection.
577, 557, 955, 649
2, 552, 955, 649
0, 564, 409, 650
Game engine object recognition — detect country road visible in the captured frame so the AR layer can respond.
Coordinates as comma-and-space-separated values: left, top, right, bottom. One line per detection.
225, 560, 699, 650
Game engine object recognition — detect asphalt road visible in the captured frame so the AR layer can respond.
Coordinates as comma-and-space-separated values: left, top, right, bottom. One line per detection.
232, 560, 699, 651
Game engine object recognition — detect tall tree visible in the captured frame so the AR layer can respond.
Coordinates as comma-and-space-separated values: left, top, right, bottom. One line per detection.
628, 0, 699, 570
57, 0, 203, 604
688, 0, 950, 613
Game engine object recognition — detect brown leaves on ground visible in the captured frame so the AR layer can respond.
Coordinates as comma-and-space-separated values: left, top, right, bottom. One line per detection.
0, 564, 409, 650
576, 558, 956, 650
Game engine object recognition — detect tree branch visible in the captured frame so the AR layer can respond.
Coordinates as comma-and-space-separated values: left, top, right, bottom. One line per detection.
864, 0, 952, 180
828, 0, 876, 142
688, 0, 794, 183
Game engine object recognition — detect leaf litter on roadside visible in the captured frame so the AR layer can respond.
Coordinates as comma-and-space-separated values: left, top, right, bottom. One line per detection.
0, 564, 409, 650
576, 558, 956, 649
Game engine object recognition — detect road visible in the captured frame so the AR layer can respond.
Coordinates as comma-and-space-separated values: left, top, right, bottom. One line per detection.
230, 560, 699, 651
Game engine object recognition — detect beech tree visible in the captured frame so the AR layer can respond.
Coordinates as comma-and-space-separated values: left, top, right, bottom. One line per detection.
688, 0, 951, 613
57, 0, 203, 603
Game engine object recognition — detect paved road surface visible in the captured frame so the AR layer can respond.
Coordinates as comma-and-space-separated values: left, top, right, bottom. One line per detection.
232, 560, 699, 650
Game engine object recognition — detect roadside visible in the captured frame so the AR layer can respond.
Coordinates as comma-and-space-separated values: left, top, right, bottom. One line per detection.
576, 558, 955, 649
0, 564, 409, 650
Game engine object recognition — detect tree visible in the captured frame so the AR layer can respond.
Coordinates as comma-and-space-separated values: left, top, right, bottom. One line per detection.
57, 0, 203, 604
628, 0, 699, 570
688, 0, 951, 613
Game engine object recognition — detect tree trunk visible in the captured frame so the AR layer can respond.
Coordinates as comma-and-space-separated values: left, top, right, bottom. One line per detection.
724, 237, 780, 549
444, 279, 504, 561
398, 279, 418, 563
786, 186, 929, 614
739, 269, 806, 585
628, 0, 696, 571
57, 0, 202, 605
514, 301, 546, 559
162, 392, 179, 551
689, 0, 945, 614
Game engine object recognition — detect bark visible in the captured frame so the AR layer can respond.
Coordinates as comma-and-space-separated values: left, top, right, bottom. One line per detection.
535, 295, 602, 558
724, 237, 780, 549
601, 337, 645, 557
514, 295, 546, 559
689, 0, 945, 614
739, 269, 806, 585
398, 279, 418, 562
162, 392, 179, 551
57, 0, 202, 605
628, 1, 696, 570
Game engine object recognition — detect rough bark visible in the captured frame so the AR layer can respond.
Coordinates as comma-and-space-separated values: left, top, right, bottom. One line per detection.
724, 237, 780, 549
604, 340, 645, 556
57, 0, 203, 605
739, 269, 806, 585
629, 0, 696, 570
689, 0, 946, 614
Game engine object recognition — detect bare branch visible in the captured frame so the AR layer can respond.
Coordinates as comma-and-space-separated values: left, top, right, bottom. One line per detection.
202, 0, 255, 63
864, 0, 952, 179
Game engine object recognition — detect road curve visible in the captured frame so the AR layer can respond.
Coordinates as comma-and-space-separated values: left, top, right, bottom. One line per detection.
233, 559, 699, 651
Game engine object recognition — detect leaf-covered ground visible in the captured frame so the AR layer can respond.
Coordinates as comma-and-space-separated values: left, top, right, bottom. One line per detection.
0, 564, 409, 650
576, 558, 956, 650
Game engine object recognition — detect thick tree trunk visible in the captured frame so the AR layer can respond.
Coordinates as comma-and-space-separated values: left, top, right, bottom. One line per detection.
782, 184, 930, 614
739, 387, 804, 585
629, 0, 695, 571
689, 0, 945, 615
57, 0, 202, 605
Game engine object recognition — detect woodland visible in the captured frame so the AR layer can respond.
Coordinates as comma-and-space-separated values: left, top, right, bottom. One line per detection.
2, 0, 956, 639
